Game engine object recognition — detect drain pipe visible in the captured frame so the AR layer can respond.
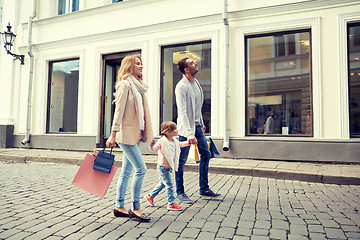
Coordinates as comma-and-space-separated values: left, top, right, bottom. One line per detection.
222, 0, 230, 151
21, 0, 37, 145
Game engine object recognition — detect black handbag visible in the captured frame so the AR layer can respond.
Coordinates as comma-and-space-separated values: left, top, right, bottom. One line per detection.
93, 148, 115, 173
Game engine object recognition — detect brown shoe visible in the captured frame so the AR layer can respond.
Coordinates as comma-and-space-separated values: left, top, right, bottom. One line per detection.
128, 209, 151, 222
113, 209, 130, 218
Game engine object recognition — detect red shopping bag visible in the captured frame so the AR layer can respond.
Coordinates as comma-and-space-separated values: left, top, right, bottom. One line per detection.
72, 153, 118, 198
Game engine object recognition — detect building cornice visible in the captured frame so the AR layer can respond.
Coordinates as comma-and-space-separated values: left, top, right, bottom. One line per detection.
18, 0, 360, 52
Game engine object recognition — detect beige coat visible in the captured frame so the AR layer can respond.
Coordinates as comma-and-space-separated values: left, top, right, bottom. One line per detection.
111, 78, 153, 145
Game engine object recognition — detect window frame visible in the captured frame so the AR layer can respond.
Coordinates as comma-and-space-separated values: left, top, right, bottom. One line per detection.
236, 17, 321, 138
347, 21, 360, 138
57, 0, 79, 15
338, 12, 360, 139
152, 31, 219, 137
244, 29, 313, 137
46, 58, 80, 134
159, 40, 212, 135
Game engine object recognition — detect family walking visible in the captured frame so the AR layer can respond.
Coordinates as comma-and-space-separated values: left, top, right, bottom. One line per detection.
106, 53, 220, 222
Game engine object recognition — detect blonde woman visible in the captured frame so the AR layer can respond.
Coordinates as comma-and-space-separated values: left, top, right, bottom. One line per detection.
106, 54, 154, 222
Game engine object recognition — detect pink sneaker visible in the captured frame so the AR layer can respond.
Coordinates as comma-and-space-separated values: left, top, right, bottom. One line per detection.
167, 203, 182, 211
144, 195, 154, 206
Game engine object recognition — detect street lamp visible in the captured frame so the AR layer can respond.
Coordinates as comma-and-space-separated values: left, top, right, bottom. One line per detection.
1, 23, 24, 65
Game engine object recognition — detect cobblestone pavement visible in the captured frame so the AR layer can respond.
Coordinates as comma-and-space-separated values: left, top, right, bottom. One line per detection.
0, 161, 359, 240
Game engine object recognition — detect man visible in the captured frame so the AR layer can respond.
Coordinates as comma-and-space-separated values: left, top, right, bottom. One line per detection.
264, 111, 275, 134
174, 58, 220, 203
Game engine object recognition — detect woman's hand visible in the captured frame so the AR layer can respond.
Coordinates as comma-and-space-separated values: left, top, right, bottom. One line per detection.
106, 132, 117, 148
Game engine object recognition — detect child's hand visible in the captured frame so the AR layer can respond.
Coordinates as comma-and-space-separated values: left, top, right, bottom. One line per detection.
150, 139, 156, 146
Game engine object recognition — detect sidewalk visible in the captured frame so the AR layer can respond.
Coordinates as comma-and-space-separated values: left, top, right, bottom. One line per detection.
0, 147, 359, 185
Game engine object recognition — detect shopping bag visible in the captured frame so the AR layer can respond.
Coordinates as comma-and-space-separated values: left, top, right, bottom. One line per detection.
72, 153, 118, 198
93, 148, 114, 173
194, 143, 200, 164
208, 138, 220, 158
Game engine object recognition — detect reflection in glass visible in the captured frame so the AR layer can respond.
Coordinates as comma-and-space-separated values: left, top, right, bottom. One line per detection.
161, 41, 211, 134
47, 59, 79, 133
246, 31, 312, 136
348, 23, 360, 137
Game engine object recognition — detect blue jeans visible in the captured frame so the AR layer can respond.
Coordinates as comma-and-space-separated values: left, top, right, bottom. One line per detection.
116, 141, 147, 210
149, 165, 175, 204
175, 125, 211, 194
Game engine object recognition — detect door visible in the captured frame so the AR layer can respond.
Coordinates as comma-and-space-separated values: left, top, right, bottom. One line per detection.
98, 51, 140, 147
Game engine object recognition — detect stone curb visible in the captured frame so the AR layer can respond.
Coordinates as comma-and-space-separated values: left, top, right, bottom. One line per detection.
0, 153, 359, 185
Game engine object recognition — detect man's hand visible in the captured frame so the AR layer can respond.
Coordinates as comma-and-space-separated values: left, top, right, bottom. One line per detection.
150, 139, 156, 147
202, 126, 206, 133
187, 134, 197, 144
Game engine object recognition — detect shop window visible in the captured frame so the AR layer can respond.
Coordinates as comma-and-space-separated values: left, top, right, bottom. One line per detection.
47, 59, 79, 133
245, 30, 312, 136
160, 41, 211, 134
58, 0, 79, 15
348, 22, 360, 138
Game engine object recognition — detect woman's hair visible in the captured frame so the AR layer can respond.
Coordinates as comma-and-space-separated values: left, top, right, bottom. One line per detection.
161, 121, 177, 135
177, 57, 189, 74
115, 53, 142, 87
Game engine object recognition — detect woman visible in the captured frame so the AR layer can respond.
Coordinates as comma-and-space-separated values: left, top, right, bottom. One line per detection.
106, 54, 154, 222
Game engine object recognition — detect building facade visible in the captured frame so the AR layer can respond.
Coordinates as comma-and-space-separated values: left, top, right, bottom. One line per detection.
1, 0, 359, 162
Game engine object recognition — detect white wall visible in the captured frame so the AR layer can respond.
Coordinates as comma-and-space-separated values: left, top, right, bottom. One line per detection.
2, 0, 360, 144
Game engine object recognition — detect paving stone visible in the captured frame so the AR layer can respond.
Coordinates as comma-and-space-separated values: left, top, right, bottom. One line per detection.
252, 228, 268, 236
233, 236, 250, 240
269, 228, 287, 239
309, 232, 327, 240
308, 224, 325, 233
197, 231, 216, 240
325, 227, 347, 239
217, 226, 236, 238
236, 227, 252, 237
272, 219, 289, 231
180, 227, 200, 238
157, 231, 180, 240
287, 234, 308, 240
345, 231, 360, 239
54, 224, 83, 237
289, 223, 308, 236
254, 220, 270, 229
202, 221, 220, 232
250, 235, 269, 240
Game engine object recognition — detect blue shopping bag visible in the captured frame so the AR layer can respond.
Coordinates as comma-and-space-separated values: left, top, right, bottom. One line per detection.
207, 138, 220, 158
93, 148, 115, 173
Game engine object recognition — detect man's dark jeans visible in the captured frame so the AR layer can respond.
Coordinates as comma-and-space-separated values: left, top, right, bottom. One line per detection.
175, 125, 211, 195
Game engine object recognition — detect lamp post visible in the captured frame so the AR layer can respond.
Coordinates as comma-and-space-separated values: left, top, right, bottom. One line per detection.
1, 23, 25, 65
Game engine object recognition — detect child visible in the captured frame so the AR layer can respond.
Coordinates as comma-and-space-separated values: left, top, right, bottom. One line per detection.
144, 121, 190, 211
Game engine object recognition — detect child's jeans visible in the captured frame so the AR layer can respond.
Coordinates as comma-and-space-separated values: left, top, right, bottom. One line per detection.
149, 165, 175, 204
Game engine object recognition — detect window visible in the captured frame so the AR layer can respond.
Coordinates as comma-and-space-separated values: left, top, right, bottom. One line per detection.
58, 0, 79, 15
245, 30, 312, 136
160, 41, 211, 134
348, 22, 360, 137
47, 59, 79, 133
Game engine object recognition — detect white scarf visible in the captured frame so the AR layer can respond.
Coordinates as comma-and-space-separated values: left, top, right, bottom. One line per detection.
128, 75, 147, 131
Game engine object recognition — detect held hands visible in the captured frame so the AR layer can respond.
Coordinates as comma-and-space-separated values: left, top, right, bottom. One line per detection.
150, 138, 156, 147
187, 134, 197, 144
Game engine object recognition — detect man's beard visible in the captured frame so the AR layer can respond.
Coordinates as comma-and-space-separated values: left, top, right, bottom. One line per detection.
190, 69, 199, 77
